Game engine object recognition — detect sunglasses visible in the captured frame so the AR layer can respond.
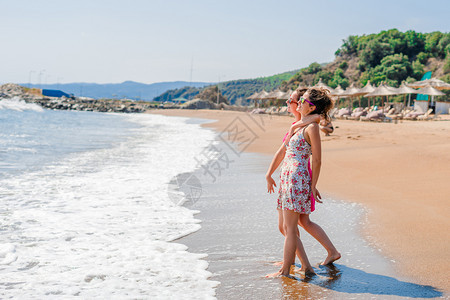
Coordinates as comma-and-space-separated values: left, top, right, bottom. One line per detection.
286, 98, 298, 105
300, 96, 315, 107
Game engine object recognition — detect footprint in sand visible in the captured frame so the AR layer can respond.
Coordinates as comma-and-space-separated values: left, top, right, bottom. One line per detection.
346, 135, 361, 140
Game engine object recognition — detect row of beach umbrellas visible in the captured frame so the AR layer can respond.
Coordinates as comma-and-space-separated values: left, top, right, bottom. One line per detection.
247, 78, 450, 107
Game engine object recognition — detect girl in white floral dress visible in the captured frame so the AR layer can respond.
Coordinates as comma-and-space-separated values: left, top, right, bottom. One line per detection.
278, 122, 314, 214
265, 88, 318, 276
266, 87, 336, 277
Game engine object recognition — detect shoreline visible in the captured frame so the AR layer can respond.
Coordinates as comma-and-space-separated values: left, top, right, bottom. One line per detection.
148, 109, 450, 295
176, 136, 441, 298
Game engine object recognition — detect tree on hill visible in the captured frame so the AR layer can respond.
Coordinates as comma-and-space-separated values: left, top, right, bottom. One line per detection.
153, 86, 202, 102
195, 86, 228, 104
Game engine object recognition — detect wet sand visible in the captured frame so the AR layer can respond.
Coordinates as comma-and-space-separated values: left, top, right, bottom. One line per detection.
151, 109, 450, 296
171, 135, 441, 299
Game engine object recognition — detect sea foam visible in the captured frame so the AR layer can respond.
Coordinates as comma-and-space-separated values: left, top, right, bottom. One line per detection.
0, 112, 219, 298
0, 97, 43, 112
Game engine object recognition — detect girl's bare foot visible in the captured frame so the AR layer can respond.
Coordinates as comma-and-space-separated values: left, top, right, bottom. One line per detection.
265, 271, 282, 278
272, 261, 283, 266
266, 264, 293, 278
298, 267, 315, 276
320, 252, 341, 265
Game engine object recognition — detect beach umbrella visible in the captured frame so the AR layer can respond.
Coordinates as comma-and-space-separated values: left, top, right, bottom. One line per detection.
358, 81, 376, 107
414, 85, 446, 109
313, 78, 334, 94
266, 89, 290, 105
295, 83, 309, 91
248, 90, 269, 107
407, 78, 450, 90
386, 85, 400, 94
396, 82, 418, 94
282, 89, 293, 100
274, 89, 288, 100
246, 91, 261, 100
395, 82, 418, 107
264, 89, 285, 100
359, 81, 376, 95
330, 85, 345, 97
286, 89, 294, 96
330, 85, 345, 106
258, 90, 269, 98
340, 83, 360, 97
247, 91, 262, 107
262, 90, 275, 100
259, 90, 284, 107
415, 85, 445, 96
340, 83, 364, 108
331, 85, 343, 95
365, 83, 398, 107
365, 83, 398, 97
257, 90, 270, 107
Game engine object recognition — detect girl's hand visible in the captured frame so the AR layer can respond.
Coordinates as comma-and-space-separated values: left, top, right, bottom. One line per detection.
284, 134, 292, 146
266, 176, 277, 193
312, 187, 323, 203
284, 128, 294, 145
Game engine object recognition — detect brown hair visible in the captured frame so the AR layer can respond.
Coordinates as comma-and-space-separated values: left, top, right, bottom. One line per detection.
291, 88, 308, 102
306, 87, 334, 121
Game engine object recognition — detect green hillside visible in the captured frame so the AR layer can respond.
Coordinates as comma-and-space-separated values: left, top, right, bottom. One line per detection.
153, 70, 299, 105
284, 29, 450, 91
155, 29, 450, 105
218, 70, 299, 105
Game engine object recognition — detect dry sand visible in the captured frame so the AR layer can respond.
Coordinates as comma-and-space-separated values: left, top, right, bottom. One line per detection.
149, 109, 450, 293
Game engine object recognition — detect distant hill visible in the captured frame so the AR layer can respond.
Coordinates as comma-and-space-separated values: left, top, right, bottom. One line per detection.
154, 69, 300, 105
22, 81, 211, 101
157, 29, 450, 106
218, 70, 300, 105
283, 29, 450, 90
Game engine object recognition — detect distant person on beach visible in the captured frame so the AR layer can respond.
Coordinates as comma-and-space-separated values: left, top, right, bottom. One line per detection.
319, 115, 334, 136
265, 87, 340, 277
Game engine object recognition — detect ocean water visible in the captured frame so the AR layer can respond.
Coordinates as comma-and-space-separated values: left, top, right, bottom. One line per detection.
0, 98, 218, 298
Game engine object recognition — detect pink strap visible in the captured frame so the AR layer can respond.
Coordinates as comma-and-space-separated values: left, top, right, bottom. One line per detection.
282, 131, 289, 143
308, 159, 315, 212
282, 122, 296, 143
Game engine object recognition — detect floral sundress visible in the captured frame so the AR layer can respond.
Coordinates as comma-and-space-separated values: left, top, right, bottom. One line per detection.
277, 127, 312, 214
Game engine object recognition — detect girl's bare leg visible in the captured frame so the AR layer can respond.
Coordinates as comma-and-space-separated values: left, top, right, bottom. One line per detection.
267, 210, 314, 277
299, 214, 341, 265
278, 209, 285, 236
320, 127, 333, 136
275, 209, 309, 267
280, 210, 313, 276
294, 227, 314, 274
273, 209, 285, 266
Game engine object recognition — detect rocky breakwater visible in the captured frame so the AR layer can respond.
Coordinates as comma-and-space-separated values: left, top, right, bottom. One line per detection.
34, 97, 156, 113
0, 83, 157, 113
180, 98, 248, 111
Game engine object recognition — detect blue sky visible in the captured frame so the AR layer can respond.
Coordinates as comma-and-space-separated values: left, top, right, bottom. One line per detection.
1, 0, 449, 84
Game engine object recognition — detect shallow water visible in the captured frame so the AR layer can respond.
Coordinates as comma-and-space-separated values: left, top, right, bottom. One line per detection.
178, 138, 444, 299
0, 100, 218, 298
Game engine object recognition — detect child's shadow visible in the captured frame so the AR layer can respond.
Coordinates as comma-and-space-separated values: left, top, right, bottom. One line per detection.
300, 264, 443, 298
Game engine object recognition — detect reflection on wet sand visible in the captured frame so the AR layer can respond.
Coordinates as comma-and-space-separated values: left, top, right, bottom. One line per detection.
178, 146, 445, 299
279, 264, 442, 299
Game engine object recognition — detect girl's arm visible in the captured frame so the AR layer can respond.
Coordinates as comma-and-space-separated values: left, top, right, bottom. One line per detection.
285, 114, 320, 145
305, 123, 322, 201
265, 143, 286, 193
